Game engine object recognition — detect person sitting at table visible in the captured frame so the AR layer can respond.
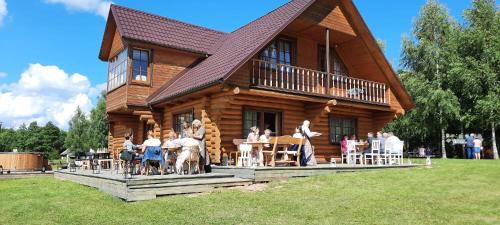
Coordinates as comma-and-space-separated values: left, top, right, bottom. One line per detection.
175, 137, 200, 175
341, 135, 348, 156
181, 121, 193, 138
376, 131, 385, 154
141, 130, 163, 175
350, 134, 358, 141
288, 127, 303, 160
192, 119, 209, 173
385, 132, 402, 154
246, 126, 259, 142
292, 126, 303, 138
301, 120, 321, 166
363, 132, 375, 155
163, 130, 180, 173
259, 129, 272, 146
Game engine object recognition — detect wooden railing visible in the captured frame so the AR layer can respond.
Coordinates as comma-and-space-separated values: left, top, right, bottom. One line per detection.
251, 59, 388, 104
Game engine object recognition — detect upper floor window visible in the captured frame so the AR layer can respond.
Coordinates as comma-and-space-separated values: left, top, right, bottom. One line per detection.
260, 38, 294, 66
318, 46, 348, 76
132, 49, 149, 81
107, 48, 128, 91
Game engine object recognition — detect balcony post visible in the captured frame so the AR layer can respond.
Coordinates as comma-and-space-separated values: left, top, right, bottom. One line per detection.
325, 28, 331, 95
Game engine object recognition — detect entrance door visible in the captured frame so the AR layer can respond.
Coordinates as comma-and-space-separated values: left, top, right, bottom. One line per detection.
243, 108, 282, 138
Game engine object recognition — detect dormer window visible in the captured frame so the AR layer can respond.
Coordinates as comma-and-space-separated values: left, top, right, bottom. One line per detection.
132, 49, 149, 81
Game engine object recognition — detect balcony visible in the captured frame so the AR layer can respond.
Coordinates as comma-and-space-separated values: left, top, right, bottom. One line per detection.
251, 59, 388, 105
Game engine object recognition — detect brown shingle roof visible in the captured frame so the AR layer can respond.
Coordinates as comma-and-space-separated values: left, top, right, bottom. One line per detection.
110, 4, 226, 55
148, 0, 316, 105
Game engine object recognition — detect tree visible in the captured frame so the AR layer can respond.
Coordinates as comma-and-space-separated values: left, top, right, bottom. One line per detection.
39, 122, 65, 158
0, 129, 17, 152
88, 92, 108, 150
400, 0, 461, 158
65, 107, 90, 152
459, 0, 499, 159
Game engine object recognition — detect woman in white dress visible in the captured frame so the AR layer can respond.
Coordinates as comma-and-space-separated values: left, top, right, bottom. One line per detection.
301, 120, 321, 166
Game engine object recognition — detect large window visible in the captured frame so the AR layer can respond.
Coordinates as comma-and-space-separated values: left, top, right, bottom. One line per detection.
132, 49, 149, 81
329, 117, 357, 144
260, 38, 294, 66
318, 46, 348, 76
243, 108, 282, 138
173, 110, 194, 134
107, 48, 128, 91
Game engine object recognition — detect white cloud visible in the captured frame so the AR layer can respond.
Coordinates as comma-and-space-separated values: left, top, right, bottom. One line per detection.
45, 0, 112, 19
0, 0, 7, 26
0, 72, 7, 78
0, 64, 105, 130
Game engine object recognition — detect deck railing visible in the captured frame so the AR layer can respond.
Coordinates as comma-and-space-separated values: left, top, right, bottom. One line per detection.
251, 59, 388, 104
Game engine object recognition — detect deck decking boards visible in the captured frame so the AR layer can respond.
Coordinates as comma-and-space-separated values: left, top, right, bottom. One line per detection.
54, 164, 421, 201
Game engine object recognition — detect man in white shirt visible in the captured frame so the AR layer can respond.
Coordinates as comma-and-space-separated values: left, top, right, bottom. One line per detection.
385, 132, 402, 154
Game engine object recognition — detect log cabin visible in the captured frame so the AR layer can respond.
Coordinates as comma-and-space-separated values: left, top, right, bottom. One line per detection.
99, 0, 414, 164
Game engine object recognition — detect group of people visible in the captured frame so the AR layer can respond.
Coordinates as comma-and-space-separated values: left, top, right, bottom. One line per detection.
245, 120, 321, 167
121, 119, 208, 175
341, 131, 403, 157
465, 133, 483, 160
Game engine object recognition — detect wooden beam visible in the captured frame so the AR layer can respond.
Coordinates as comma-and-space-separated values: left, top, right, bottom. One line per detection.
326, 28, 331, 95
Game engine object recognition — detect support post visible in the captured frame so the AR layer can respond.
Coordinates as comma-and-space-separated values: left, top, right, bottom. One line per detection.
325, 28, 331, 95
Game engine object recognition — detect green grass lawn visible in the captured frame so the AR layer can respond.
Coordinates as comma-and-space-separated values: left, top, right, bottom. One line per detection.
1, 160, 499, 225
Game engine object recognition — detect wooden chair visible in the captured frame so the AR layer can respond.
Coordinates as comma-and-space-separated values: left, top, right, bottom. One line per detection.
186, 146, 200, 174
364, 140, 381, 165
232, 139, 246, 166
263, 136, 304, 167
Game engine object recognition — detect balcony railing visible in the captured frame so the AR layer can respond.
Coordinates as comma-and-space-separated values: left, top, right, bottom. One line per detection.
251, 59, 388, 105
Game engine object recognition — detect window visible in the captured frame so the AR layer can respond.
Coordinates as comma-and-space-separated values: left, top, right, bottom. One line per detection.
243, 108, 282, 138
173, 110, 194, 134
318, 46, 348, 76
329, 117, 357, 144
132, 49, 149, 81
260, 38, 294, 66
107, 48, 128, 91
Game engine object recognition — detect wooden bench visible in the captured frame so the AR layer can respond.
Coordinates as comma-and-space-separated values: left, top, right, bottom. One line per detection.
263, 136, 304, 167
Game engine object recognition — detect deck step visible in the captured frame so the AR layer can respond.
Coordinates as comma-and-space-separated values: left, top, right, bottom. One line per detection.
128, 177, 252, 189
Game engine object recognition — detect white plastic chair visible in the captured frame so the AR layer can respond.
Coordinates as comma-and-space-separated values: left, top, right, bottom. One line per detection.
238, 144, 252, 167
396, 141, 404, 165
347, 140, 362, 165
382, 144, 392, 165
364, 140, 381, 165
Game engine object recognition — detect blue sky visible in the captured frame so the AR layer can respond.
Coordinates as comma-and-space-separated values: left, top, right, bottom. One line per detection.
0, 0, 476, 128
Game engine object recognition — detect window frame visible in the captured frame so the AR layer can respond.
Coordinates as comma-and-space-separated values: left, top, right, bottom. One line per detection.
259, 36, 297, 66
107, 47, 129, 92
317, 45, 349, 76
328, 116, 357, 144
172, 109, 194, 134
242, 106, 283, 138
129, 48, 151, 85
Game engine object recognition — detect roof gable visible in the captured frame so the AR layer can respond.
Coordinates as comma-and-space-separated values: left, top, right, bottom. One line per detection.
98, 4, 227, 60
148, 0, 316, 104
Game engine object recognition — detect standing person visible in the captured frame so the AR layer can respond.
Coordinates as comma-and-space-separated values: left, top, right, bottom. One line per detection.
192, 119, 209, 173
473, 137, 483, 160
301, 120, 321, 166
465, 134, 474, 159
180, 121, 193, 138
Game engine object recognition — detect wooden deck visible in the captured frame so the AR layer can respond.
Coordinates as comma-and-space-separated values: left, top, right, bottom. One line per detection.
54, 170, 252, 202
54, 164, 420, 201
212, 164, 420, 182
